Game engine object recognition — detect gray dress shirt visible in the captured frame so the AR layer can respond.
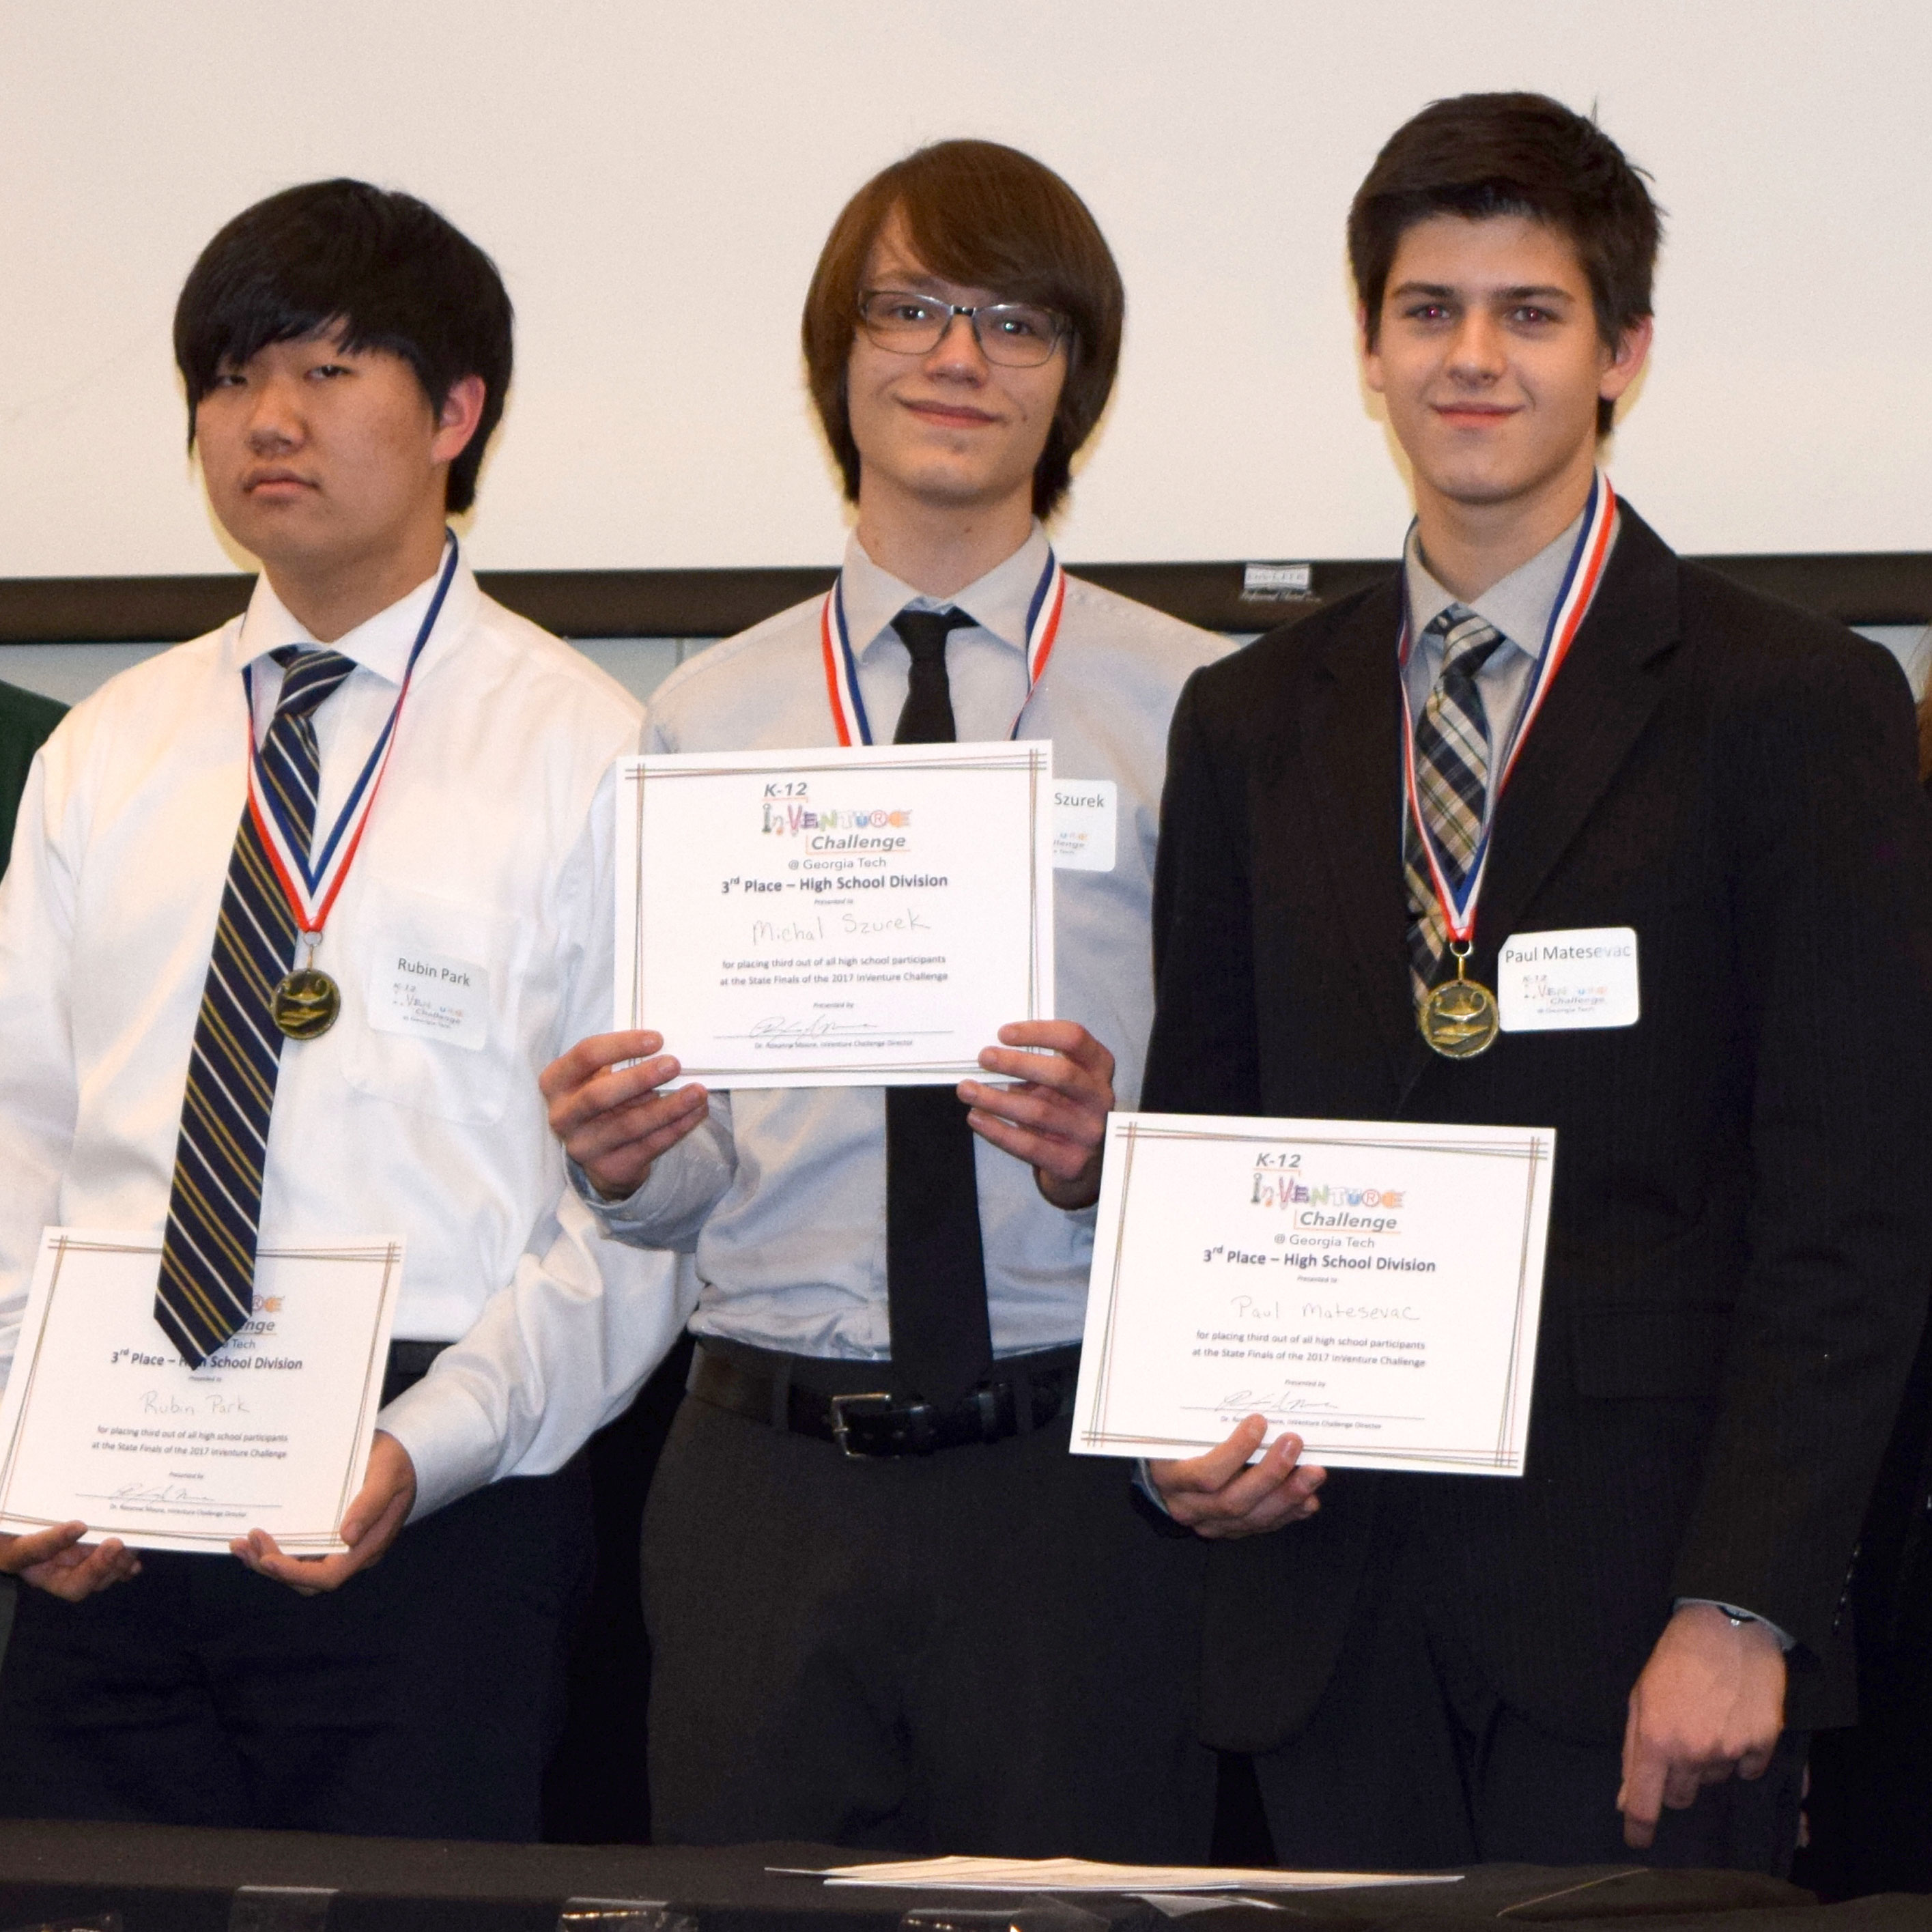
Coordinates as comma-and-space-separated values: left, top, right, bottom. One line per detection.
586, 526, 1230, 1360
1400, 502, 1608, 810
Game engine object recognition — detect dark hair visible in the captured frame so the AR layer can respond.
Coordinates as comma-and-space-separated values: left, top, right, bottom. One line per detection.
801, 140, 1124, 519
1349, 93, 1662, 437
173, 179, 513, 514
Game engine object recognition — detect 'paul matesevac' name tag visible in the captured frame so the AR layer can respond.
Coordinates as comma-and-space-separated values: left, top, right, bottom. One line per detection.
1053, 780, 1116, 872
1498, 928, 1639, 1033
367, 947, 489, 1051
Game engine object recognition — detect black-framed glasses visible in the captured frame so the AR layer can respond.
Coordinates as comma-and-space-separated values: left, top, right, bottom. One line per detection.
857, 289, 1067, 367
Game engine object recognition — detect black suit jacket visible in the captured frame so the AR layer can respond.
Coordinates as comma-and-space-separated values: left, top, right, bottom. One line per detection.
1142, 506, 1932, 1748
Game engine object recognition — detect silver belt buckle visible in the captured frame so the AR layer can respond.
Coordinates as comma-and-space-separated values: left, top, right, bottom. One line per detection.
827, 1391, 896, 1460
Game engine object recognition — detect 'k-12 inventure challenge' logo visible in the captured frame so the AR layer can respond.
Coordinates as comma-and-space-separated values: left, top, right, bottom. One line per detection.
1250, 1150, 1404, 1232
759, 784, 913, 853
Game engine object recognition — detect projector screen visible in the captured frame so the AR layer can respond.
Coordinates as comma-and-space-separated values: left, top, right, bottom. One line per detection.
3, 0, 1928, 580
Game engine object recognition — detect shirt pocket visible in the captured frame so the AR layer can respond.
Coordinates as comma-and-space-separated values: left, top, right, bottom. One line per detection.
338, 880, 528, 1125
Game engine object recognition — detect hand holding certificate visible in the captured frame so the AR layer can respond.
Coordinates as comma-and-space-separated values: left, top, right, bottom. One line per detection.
614, 741, 1054, 1086
1072, 1113, 1554, 1478
0, 1230, 403, 1558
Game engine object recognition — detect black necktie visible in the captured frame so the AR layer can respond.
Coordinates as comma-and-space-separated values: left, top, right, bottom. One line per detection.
885, 606, 993, 1408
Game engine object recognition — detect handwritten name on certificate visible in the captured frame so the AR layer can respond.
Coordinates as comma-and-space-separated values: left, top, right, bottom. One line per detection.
616, 742, 1055, 1087
1072, 1115, 1555, 1475
0, 1231, 403, 1554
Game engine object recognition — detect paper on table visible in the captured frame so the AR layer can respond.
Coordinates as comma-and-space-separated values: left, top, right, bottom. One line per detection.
1072, 1112, 1554, 1476
773, 1856, 1457, 1892
614, 741, 1054, 1088
0, 1229, 403, 1554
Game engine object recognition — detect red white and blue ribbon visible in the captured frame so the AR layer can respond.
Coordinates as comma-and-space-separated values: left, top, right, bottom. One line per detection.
1400, 470, 1617, 946
821, 547, 1066, 747
242, 532, 459, 939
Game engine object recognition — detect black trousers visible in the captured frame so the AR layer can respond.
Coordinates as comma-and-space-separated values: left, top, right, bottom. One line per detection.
642, 1352, 1214, 1859
0, 1462, 593, 1841
1250, 1513, 1806, 1875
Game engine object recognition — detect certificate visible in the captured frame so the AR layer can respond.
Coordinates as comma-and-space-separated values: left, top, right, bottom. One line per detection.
616, 741, 1054, 1086
0, 1230, 403, 1554
1072, 1114, 1554, 1475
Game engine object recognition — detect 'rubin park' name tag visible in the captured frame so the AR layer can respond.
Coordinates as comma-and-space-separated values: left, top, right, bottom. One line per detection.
1497, 927, 1640, 1033
367, 947, 489, 1051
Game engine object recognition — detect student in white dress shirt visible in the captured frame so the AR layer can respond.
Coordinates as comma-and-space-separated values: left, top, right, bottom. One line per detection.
0, 180, 681, 1839
541, 140, 1228, 1858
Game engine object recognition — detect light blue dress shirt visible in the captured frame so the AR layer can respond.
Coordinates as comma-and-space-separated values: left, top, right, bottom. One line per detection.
586, 525, 1230, 1360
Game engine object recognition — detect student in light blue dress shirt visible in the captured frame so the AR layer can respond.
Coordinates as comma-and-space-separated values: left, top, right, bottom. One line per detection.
544, 139, 1230, 1859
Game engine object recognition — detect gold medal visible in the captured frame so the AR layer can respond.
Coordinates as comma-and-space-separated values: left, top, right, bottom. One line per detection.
1419, 950, 1499, 1060
272, 966, 340, 1040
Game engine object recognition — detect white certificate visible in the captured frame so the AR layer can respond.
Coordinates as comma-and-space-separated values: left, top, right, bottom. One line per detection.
1072, 1113, 1555, 1475
0, 1230, 403, 1554
616, 741, 1055, 1086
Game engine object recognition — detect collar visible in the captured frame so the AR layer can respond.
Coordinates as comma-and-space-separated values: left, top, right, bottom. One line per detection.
232, 548, 478, 685
839, 523, 1051, 662
1404, 502, 1617, 664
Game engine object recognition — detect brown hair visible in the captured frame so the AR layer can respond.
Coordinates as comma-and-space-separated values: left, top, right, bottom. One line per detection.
801, 139, 1124, 519
1917, 685, 1932, 784
1348, 93, 1662, 438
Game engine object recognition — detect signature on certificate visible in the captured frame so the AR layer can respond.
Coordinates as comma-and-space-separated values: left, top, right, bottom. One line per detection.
1214, 1387, 1344, 1415
749, 1014, 883, 1040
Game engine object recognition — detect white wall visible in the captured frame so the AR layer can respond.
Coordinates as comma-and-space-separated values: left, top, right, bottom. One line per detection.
3, 1, 1929, 578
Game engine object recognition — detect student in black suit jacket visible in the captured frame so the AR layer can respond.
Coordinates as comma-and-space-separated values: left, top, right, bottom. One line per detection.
1141, 94, 1932, 1874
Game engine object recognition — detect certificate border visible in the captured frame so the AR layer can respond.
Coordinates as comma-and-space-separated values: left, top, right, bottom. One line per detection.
1081, 1121, 1551, 1472
0, 1234, 403, 1552
624, 745, 1049, 1079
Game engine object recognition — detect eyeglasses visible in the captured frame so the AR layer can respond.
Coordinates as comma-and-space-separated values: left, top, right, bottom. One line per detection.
856, 289, 1067, 367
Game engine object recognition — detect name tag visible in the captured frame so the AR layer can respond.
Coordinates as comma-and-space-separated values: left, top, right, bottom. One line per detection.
1053, 779, 1117, 872
1498, 928, 1639, 1032
367, 946, 489, 1051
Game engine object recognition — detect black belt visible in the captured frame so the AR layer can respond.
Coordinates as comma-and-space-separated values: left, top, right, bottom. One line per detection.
689, 1341, 1079, 1459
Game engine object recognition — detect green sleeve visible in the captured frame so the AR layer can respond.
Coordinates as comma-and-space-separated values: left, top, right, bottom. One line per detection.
0, 679, 68, 879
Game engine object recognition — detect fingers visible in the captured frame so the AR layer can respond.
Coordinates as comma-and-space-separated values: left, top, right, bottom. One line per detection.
538, 1029, 665, 1105
961, 1022, 1116, 1199
20, 1533, 143, 1602
233, 1433, 417, 1595
1618, 1733, 1668, 1849
989, 1019, 1117, 1081
1148, 1419, 1326, 1539
339, 1432, 416, 1549
230, 1531, 329, 1595
540, 1032, 709, 1200
0, 1521, 88, 1574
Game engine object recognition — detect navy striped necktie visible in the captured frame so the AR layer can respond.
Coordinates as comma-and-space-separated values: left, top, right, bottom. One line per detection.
156, 645, 356, 1367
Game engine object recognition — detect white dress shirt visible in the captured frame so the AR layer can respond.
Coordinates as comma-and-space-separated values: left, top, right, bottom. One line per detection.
0, 558, 692, 1518
586, 525, 1231, 1359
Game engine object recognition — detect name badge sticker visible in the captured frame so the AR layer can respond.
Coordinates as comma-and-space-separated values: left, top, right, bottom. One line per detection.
367, 946, 490, 1051
1053, 778, 1117, 872
1498, 927, 1640, 1033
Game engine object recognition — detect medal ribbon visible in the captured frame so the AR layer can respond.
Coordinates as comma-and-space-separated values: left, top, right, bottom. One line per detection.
242, 532, 460, 939
1400, 471, 1617, 950
820, 548, 1065, 746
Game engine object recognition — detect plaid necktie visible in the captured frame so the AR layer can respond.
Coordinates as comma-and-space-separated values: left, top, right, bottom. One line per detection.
1404, 607, 1505, 1007
156, 645, 356, 1367
883, 605, 993, 1410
